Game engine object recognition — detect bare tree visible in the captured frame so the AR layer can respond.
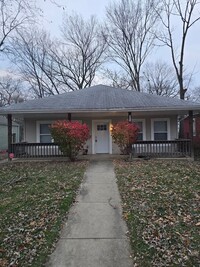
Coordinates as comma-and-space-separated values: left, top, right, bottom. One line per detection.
190, 86, 200, 102
0, 0, 36, 52
54, 13, 107, 91
103, 69, 132, 89
105, 0, 160, 92
157, 0, 200, 99
10, 14, 107, 95
0, 75, 27, 106
143, 61, 179, 97
10, 28, 65, 98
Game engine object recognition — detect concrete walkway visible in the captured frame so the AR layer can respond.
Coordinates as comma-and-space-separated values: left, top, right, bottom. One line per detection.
46, 159, 133, 267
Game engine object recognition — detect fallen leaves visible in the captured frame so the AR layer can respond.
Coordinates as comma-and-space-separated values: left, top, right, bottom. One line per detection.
114, 159, 200, 267
0, 160, 87, 267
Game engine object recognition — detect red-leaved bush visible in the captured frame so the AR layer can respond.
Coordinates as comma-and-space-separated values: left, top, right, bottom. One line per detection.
50, 120, 90, 161
111, 121, 140, 154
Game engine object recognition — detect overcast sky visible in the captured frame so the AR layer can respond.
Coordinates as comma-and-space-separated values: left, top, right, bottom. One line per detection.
37, 0, 200, 88
1, 0, 200, 88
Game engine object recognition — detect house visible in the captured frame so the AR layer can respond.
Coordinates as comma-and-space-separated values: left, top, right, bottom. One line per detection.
0, 115, 20, 151
183, 114, 200, 146
0, 84, 200, 158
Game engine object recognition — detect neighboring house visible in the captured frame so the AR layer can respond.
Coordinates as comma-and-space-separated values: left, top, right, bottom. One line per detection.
0, 84, 200, 158
0, 116, 20, 151
183, 114, 200, 146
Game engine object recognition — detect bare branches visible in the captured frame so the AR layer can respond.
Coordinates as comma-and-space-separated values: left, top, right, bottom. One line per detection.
143, 61, 179, 97
0, 0, 36, 52
57, 14, 107, 90
9, 28, 65, 98
0, 75, 26, 106
105, 0, 160, 91
8, 14, 107, 97
102, 69, 133, 90
157, 0, 200, 99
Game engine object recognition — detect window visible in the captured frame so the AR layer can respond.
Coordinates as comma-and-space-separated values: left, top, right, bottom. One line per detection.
97, 124, 107, 131
40, 124, 52, 143
133, 120, 145, 141
152, 119, 169, 140
37, 120, 82, 143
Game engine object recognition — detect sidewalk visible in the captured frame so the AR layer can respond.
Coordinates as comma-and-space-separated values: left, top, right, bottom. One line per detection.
46, 159, 133, 267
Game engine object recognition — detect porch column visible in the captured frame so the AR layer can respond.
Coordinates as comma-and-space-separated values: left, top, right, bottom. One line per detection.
188, 110, 194, 158
68, 113, 72, 121
7, 114, 12, 161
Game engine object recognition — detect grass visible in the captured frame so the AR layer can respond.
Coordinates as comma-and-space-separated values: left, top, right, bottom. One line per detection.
0, 151, 7, 161
114, 159, 200, 267
0, 160, 87, 267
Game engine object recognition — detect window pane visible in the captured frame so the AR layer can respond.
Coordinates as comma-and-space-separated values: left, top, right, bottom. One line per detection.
154, 133, 167, 140
97, 124, 107, 131
154, 121, 167, 132
40, 124, 50, 134
137, 133, 143, 141
40, 135, 52, 143
135, 121, 142, 131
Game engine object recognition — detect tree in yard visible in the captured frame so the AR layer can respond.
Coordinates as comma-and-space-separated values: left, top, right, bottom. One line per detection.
52, 13, 107, 91
156, 0, 200, 99
0, 0, 36, 53
143, 61, 179, 97
50, 120, 90, 161
10, 28, 64, 98
0, 75, 26, 106
105, 0, 160, 92
111, 121, 140, 155
103, 68, 133, 90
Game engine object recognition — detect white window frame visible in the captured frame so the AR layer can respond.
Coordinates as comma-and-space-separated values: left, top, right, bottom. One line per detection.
151, 118, 170, 141
36, 121, 54, 143
132, 119, 146, 141
36, 120, 83, 143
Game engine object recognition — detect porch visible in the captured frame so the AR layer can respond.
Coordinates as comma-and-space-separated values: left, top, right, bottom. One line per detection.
10, 139, 192, 159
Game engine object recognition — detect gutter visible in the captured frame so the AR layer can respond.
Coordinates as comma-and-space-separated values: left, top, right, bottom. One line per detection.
0, 106, 200, 115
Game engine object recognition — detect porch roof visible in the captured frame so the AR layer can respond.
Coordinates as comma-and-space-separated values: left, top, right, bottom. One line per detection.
0, 84, 200, 115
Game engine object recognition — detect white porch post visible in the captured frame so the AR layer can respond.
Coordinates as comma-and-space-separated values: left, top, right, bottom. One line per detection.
7, 114, 12, 161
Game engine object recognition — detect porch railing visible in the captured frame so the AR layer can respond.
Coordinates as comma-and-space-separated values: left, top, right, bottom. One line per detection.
10, 139, 192, 159
11, 143, 64, 158
132, 139, 192, 158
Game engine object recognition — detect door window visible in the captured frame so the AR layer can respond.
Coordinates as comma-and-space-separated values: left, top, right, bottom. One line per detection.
97, 124, 107, 131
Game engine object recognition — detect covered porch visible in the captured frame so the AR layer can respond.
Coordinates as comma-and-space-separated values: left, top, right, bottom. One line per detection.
5, 108, 195, 160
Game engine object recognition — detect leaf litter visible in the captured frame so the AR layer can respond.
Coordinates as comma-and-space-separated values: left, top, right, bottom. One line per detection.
114, 159, 200, 267
0, 160, 87, 267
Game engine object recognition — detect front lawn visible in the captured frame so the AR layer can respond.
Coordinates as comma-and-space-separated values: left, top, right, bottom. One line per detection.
114, 159, 200, 267
0, 161, 87, 267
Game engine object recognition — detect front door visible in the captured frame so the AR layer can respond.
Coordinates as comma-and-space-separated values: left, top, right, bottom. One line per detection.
95, 122, 109, 153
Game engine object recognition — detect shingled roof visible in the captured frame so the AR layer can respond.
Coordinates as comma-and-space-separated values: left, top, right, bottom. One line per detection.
0, 84, 200, 114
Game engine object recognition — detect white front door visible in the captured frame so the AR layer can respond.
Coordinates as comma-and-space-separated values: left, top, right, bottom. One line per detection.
95, 122, 109, 153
